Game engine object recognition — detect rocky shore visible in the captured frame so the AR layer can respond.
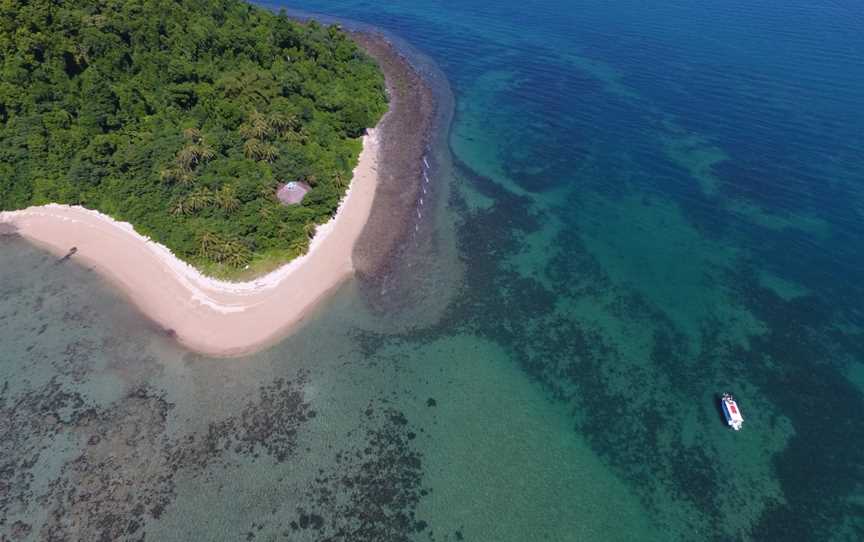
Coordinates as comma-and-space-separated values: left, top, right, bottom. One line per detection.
351, 32, 436, 278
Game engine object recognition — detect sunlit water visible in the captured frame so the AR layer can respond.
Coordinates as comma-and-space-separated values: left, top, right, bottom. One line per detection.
2, 0, 863, 540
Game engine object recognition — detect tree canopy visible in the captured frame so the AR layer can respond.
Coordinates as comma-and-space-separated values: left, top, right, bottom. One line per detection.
0, 0, 387, 277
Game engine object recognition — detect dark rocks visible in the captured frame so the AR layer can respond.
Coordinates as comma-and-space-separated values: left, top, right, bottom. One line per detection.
350, 33, 434, 280
0, 222, 18, 236
39, 389, 177, 541
296, 511, 324, 530
56, 246, 77, 264
3, 368, 316, 540
292, 405, 429, 542
201, 374, 312, 464
9, 521, 32, 540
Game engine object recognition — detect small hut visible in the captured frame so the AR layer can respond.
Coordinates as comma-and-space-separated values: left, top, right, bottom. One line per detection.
277, 181, 311, 205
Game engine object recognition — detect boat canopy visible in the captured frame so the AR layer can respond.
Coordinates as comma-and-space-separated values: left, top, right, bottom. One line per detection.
721, 394, 744, 430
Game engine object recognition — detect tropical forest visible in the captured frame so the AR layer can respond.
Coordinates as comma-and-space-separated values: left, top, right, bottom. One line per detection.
0, 0, 388, 276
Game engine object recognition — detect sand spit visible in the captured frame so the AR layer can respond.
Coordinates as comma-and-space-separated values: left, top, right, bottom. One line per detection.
0, 130, 380, 357
0, 31, 435, 356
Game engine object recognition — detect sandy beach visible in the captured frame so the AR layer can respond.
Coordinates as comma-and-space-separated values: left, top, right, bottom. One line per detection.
0, 130, 380, 357
0, 31, 435, 357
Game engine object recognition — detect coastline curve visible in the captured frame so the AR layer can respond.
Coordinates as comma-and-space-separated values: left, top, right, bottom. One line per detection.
0, 130, 381, 357
0, 24, 456, 355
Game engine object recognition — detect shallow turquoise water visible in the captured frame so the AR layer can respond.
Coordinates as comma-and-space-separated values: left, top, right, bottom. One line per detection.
2, 0, 864, 540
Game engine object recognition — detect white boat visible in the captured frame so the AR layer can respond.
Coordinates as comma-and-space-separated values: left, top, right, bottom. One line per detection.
721, 393, 744, 431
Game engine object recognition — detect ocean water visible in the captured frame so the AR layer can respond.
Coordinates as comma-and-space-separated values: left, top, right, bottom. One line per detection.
2, 0, 864, 540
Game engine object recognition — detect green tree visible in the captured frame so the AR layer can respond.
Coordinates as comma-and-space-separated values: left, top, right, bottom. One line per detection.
0, 0, 387, 276
214, 184, 240, 213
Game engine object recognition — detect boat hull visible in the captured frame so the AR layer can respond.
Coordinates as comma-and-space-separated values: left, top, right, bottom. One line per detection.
721, 393, 744, 431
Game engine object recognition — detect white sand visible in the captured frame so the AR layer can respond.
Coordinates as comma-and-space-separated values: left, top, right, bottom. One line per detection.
0, 130, 380, 357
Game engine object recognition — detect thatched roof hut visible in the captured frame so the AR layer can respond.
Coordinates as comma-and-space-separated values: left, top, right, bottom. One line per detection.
277, 181, 311, 205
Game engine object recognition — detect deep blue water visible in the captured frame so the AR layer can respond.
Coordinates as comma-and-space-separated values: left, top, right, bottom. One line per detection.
2, 0, 863, 540
273, 0, 864, 538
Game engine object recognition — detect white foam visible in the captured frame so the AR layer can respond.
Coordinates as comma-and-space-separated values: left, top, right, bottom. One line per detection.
1, 130, 378, 306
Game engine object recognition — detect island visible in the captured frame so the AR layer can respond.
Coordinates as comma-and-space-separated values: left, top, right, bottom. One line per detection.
0, 0, 433, 355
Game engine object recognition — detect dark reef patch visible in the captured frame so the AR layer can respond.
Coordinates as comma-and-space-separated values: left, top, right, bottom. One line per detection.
730, 270, 864, 540
296, 405, 428, 541
234, 402, 429, 542
40, 388, 177, 541
351, 32, 435, 282
198, 374, 314, 464
353, 142, 864, 539
54, 338, 99, 382
1, 378, 87, 534
1, 366, 314, 540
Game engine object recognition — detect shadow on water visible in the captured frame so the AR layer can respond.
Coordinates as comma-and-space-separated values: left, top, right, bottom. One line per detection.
711, 393, 730, 428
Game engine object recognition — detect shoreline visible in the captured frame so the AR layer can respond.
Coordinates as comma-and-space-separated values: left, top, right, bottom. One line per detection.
5, 132, 377, 297
0, 30, 435, 357
350, 32, 435, 279
1, 127, 380, 357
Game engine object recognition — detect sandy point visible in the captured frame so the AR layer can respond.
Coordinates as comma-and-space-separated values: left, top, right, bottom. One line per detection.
0, 130, 381, 357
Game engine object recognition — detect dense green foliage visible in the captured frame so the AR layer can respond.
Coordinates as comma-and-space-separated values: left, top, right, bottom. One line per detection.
0, 0, 387, 275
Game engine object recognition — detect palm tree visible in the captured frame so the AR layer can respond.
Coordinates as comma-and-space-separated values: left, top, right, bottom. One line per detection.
170, 200, 185, 216
288, 236, 308, 256
268, 111, 297, 136
185, 188, 213, 212
222, 239, 251, 268
219, 71, 250, 99
333, 171, 347, 189
160, 168, 178, 184
258, 183, 278, 202
259, 205, 274, 219
303, 221, 317, 239
72, 41, 91, 66
199, 231, 219, 258
195, 143, 215, 163
239, 110, 271, 140
161, 167, 193, 185
283, 126, 309, 144
183, 127, 203, 143
225, 249, 250, 268
215, 185, 240, 213
177, 170, 194, 186
175, 146, 195, 170
260, 143, 278, 163
244, 138, 265, 160
243, 139, 278, 162
176, 143, 215, 171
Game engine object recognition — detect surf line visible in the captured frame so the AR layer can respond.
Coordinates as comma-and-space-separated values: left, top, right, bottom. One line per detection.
413, 155, 433, 244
